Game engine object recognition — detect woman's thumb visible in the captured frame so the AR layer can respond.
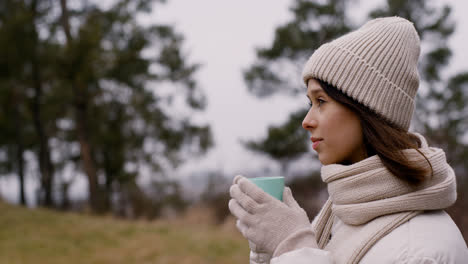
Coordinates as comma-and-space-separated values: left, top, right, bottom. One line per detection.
283, 187, 300, 208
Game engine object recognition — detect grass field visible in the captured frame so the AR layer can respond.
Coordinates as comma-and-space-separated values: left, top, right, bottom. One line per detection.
0, 202, 250, 264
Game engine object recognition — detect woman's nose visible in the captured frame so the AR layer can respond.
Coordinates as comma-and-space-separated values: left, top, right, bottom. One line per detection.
302, 110, 318, 130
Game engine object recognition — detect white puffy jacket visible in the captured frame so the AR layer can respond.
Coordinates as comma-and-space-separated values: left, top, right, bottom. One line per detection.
249, 210, 468, 264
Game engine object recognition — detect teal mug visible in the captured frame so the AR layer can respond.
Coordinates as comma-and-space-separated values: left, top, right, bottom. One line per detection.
249, 176, 285, 201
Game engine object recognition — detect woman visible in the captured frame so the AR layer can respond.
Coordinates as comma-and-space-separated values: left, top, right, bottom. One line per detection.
228, 16, 468, 263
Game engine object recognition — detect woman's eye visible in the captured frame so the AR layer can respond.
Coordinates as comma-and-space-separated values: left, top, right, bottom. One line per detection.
308, 99, 325, 107
306, 94, 325, 107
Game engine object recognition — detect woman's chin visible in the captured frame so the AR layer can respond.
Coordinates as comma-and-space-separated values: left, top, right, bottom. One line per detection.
319, 155, 344, 166
318, 156, 331, 165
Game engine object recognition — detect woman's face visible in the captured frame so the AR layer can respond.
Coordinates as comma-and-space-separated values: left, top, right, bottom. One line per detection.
302, 79, 367, 165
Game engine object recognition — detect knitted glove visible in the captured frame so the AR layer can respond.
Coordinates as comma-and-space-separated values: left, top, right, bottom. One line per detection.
236, 219, 272, 264
229, 175, 318, 257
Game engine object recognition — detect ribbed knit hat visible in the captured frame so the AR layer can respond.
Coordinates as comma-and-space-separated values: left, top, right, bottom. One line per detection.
302, 16, 421, 131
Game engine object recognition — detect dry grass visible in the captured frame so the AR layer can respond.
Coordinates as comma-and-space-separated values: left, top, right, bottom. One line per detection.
0, 202, 249, 264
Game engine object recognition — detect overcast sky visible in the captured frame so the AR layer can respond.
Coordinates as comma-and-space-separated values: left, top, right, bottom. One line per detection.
1, 0, 467, 204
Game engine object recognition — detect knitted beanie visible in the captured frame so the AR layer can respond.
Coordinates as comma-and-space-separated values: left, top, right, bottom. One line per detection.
302, 16, 421, 131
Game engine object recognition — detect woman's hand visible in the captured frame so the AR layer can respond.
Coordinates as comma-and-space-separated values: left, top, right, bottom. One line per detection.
228, 175, 317, 256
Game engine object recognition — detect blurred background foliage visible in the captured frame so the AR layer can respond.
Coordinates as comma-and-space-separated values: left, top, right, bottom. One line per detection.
0, 0, 467, 260
0, 0, 212, 217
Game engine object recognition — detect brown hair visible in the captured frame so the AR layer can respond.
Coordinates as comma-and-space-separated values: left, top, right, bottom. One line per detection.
316, 79, 433, 185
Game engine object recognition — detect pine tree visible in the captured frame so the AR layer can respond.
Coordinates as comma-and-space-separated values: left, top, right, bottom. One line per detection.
54, 0, 213, 214
0, 0, 213, 215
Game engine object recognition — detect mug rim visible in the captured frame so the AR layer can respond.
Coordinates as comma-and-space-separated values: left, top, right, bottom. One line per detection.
250, 176, 284, 181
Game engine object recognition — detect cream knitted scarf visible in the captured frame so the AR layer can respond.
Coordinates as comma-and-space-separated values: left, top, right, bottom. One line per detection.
311, 133, 457, 264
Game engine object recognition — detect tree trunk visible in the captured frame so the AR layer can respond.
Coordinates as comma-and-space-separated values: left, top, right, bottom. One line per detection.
74, 95, 103, 212
12, 89, 27, 206
59, 0, 103, 213
16, 138, 26, 206
30, 0, 54, 207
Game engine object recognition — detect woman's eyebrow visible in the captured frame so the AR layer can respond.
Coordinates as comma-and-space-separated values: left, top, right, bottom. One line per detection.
307, 89, 323, 98
310, 89, 322, 95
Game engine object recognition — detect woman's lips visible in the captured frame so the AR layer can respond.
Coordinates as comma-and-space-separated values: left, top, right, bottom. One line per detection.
313, 140, 322, 150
